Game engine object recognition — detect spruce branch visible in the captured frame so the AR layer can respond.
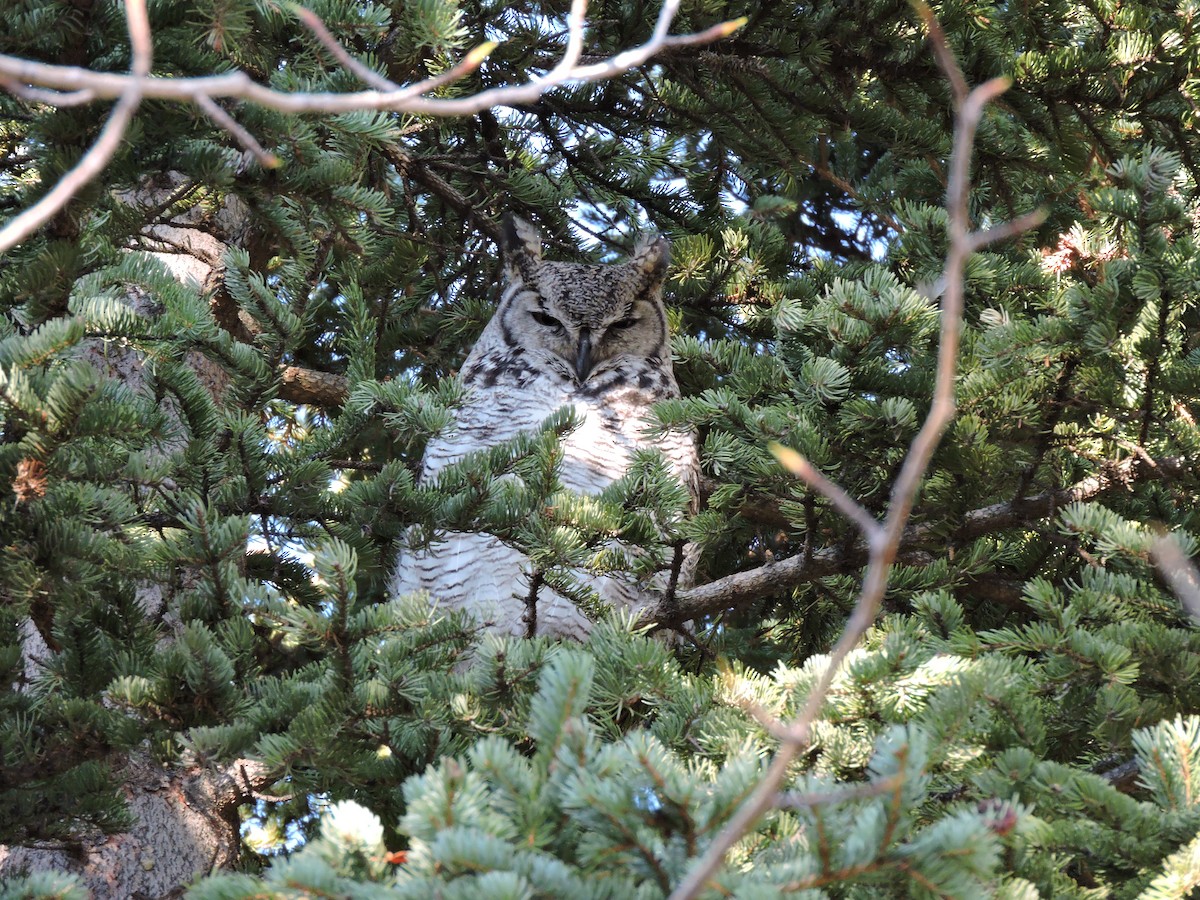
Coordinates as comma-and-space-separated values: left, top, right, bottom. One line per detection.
769, 441, 882, 548
0, 1, 744, 253
667, 13, 1045, 897
669, 454, 1189, 623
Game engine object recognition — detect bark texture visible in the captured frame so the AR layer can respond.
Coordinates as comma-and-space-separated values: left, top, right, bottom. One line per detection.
0, 757, 267, 899
2, 176, 259, 897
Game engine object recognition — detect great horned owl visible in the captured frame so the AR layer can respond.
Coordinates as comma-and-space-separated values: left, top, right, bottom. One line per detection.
389, 215, 698, 640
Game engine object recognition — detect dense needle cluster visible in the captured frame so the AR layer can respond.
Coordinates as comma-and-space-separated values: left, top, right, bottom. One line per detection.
0, 1, 1198, 897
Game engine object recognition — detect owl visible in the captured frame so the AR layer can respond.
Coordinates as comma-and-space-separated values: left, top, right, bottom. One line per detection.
389, 214, 699, 640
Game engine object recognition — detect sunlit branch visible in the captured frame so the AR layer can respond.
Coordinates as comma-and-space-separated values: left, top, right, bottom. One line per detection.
665, 453, 1186, 622
666, 9, 1043, 897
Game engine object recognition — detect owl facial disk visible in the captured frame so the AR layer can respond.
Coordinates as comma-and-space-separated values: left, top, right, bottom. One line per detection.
499, 214, 671, 385
513, 289, 668, 385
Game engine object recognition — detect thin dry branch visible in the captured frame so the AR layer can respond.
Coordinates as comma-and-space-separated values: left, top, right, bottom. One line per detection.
0, 2, 743, 252
0, 6, 743, 115
666, 17, 1043, 899
769, 441, 883, 546
294, 7, 402, 92
0, 78, 96, 107
0, 0, 151, 253
193, 95, 279, 168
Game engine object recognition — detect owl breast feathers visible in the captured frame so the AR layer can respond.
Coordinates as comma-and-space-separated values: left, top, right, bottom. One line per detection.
389, 214, 699, 640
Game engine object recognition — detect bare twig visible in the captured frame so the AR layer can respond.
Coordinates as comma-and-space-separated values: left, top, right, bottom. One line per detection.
0, 5, 743, 115
769, 442, 882, 546
734, 696, 796, 743
365, 41, 501, 107
193, 95, 280, 168
294, 7, 401, 92
0, 3, 744, 252
667, 14, 1043, 898
546, 0, 589, 82
967, 209, 1048, 251
0, 0, 151, 254
918, 5, 967, 103
0, 78, 96, 107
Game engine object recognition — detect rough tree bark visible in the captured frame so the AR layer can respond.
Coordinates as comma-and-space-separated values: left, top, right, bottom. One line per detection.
0, 174, 274, 898
0, 756, 267, 900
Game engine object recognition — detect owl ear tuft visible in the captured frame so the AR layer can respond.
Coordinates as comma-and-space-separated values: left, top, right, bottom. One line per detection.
630, 234, 670, 283
502, 213, 543, 282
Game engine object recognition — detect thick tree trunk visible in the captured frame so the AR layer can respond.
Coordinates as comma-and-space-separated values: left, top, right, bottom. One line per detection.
1, 176, 262, 897
0, 757, 266, 899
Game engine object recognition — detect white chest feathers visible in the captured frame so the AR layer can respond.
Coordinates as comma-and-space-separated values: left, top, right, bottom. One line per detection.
388, 215, 699, 640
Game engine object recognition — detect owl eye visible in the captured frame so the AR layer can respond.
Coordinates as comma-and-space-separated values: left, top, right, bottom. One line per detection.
530, 310, 563, 329
609, 317, 639, 330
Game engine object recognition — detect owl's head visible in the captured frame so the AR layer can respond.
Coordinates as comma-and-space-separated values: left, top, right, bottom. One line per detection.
498, 214, 671, 383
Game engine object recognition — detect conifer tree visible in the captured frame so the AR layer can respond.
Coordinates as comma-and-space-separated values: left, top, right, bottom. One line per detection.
1, 1, 1199, 898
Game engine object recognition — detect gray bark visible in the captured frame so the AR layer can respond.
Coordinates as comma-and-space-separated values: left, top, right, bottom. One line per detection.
0, 757, 266, 899
2, 174, 262, 897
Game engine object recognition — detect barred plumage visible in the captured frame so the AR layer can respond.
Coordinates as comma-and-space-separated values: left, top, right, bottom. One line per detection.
390, 215, 698, 640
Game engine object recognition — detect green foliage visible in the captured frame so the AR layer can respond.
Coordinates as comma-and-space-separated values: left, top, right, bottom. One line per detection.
186, 618, 1200, 898
1, 0, 1199, 896
0, 872, 88, 900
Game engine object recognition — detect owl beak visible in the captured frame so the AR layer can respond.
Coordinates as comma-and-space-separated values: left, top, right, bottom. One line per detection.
575, 328, 593, 382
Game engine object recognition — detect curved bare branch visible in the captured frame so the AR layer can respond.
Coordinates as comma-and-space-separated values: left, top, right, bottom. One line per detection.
0, 3, 744, 253
0, 0, 152, 253
667, 13, 1045, 897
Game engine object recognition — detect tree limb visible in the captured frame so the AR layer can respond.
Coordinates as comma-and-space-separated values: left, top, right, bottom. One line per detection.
279, 365, 349, 406
662, 454, 1188, 625
667, 10, 1046, 893
0, 2, 744, 253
